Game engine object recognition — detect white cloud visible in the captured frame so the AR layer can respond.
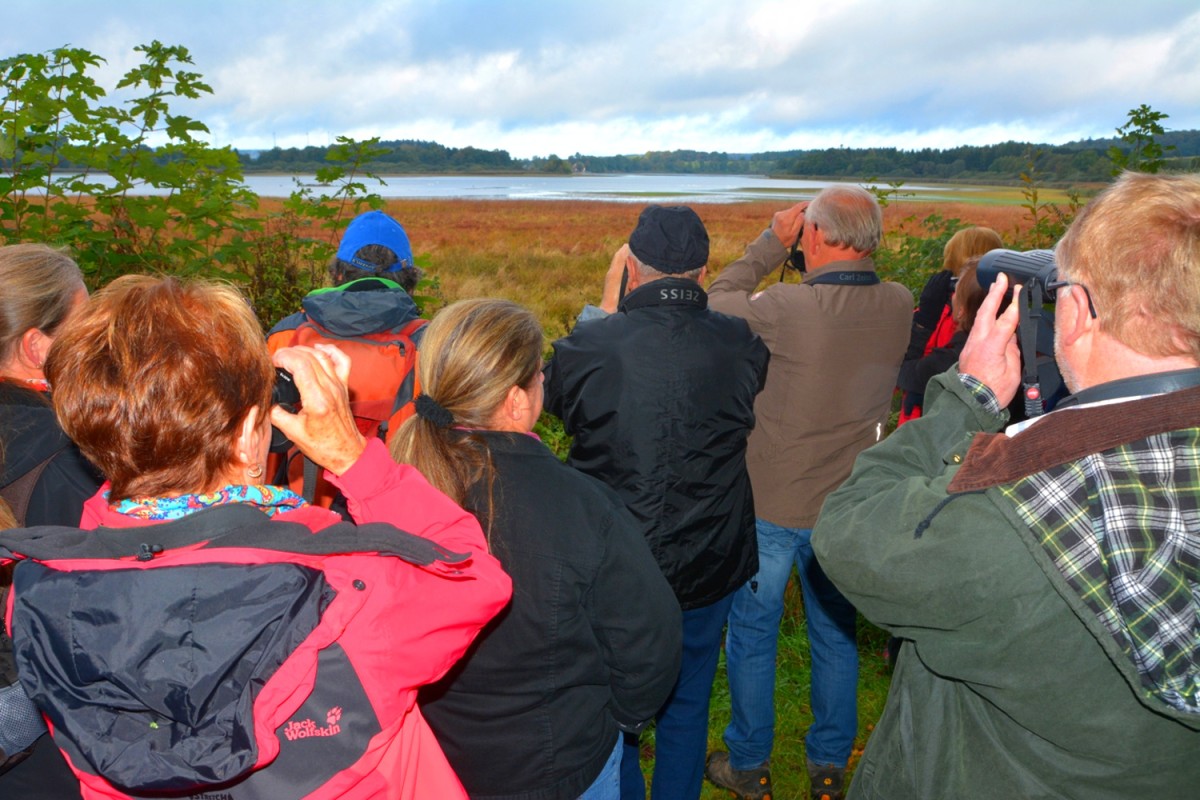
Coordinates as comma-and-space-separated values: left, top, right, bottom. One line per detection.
3, 0, 1198, 156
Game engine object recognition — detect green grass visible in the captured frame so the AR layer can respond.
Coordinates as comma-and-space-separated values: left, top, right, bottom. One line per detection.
630, 579, 893, 799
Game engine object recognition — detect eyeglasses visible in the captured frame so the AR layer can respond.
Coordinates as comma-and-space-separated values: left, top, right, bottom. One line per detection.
1045, 279, 1098, 319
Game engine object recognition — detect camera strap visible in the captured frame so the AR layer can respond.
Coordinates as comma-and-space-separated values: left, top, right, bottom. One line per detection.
1018, 282, 1048, 416
803, 270, 881, 287
1056, 367, 1200, 409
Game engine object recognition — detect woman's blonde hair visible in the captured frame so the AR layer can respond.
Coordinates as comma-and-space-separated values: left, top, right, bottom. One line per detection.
0, 244, 85, 370
389, 298, 543, 516
942, 227, 1002, 275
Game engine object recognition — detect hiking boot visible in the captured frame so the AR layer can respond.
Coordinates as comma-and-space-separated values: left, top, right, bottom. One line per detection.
705, 751, 772, 800
807, 758, 846, 800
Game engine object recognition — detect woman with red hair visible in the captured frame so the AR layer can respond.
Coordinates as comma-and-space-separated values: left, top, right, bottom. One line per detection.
4, 274, 511, 800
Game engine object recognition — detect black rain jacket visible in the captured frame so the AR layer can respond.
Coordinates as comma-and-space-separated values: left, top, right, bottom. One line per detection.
543, 279, 769, 610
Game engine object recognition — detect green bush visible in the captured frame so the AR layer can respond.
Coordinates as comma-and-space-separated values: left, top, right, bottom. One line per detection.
1, 42, 389, 328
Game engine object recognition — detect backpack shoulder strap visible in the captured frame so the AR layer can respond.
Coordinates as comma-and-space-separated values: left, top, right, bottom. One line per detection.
301, 456, 321, 505
0, 504, 470, 568
399, 317, 428, 339
0, 446, 68, 527
380, 317, 428, 445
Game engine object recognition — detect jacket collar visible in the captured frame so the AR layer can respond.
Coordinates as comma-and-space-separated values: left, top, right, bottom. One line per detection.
948, 384, 1200, 492
1055, 367, 1200, 409
619, 278, 708, 313
301, 280, 421, 336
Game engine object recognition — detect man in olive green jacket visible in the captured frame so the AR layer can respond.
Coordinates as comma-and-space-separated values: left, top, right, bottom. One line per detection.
813, 172, 1200, 799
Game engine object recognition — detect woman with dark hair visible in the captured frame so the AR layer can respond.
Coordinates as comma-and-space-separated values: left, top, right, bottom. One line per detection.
900, 228, 1004, 422
391, 298, 681, 800
0, 243, 98, 798
898, 258, 989, 407
4, 275, 511, 800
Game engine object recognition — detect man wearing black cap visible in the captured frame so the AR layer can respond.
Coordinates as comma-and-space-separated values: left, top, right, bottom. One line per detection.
544, 205, 769, 800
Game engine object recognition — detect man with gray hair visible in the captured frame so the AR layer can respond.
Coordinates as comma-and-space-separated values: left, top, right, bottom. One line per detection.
706, 186, 912, 800
812, 172, 1200, 798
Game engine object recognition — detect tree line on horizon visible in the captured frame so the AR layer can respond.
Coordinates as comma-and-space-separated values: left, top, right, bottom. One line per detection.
0, 41, 1184, 337
240, 129, 1200, 184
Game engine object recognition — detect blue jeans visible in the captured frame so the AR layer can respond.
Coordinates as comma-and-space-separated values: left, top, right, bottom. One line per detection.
622, 592, 736, 800
579, 735, 622, 800
722, 519, 857, 769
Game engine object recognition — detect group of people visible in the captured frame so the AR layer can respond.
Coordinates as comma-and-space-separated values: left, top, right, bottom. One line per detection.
0, 170, 1198, 800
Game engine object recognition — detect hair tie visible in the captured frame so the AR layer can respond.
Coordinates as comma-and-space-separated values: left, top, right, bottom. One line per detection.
415, 393, 454, 428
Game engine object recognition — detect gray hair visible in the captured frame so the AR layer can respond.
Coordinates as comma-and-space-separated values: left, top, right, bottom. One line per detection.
631, 254, 703, 283
807, 185, 883, 254
0, 244, 85, 368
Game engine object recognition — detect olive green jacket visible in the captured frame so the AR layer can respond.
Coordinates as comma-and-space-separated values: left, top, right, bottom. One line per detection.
813, 371, 1200, 800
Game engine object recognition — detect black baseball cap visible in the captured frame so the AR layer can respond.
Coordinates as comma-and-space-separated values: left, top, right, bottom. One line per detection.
629, 205, 709, 274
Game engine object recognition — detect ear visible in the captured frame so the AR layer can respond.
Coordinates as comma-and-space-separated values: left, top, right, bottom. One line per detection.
1056, 284, 1093, 348
491, 383, 532, 432
697, 265, 708, 284
802, 224, 823, 259
234, 406, 267, 467
623, 252, 643, 291
505, 384, 530, 420
20, 328, 52, 371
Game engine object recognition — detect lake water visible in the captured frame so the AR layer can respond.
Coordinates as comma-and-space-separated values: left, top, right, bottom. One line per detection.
35, 172, 980, 203
262, 174, 839, 203
254, 173, 980, 203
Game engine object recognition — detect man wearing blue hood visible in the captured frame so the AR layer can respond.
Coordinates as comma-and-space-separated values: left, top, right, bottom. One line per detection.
269, 209, 425, 349
267, 210, 427, 508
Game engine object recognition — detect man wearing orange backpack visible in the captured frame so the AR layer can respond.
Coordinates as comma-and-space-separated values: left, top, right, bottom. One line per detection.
267, 210, 427, 512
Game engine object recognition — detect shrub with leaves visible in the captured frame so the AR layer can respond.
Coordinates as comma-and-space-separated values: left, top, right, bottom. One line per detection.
1108, 104, 1176, 176
1, 42, 392, 330
0, 42, 258, 286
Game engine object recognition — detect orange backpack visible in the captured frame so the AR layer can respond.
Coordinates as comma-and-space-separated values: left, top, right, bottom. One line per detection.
267, 316, 427, 509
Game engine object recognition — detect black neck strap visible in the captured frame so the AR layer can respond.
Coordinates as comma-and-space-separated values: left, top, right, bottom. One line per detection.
803, 270, 880, 287
1056, 367, 1200, 409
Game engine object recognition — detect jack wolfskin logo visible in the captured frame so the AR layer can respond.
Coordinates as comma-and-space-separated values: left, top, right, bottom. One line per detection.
283, 706, 343, 740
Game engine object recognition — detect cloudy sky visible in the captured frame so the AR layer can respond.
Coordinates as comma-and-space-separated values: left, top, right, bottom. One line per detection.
5, 1, 1199, 158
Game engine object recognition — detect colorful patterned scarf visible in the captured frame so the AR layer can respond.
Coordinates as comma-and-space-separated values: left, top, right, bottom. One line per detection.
110, 484, 307, 521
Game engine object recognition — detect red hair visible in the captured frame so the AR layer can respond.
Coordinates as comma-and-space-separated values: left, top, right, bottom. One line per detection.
46, 275, 273, 500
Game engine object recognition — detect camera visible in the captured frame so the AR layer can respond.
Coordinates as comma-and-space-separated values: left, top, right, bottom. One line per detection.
269, 368, 300, 453
272, 367, 301, 411
976, 248, 1067, 417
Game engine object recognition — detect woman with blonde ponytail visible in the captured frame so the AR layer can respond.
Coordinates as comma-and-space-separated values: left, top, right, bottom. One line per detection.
393, 298, 681, 800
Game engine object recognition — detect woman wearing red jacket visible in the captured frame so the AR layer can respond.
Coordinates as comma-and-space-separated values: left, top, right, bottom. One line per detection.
4, 275, 511, 799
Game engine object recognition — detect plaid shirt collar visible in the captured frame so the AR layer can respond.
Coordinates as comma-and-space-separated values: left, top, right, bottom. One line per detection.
1002, 430, 1200, 714
949, 381, 1200, 715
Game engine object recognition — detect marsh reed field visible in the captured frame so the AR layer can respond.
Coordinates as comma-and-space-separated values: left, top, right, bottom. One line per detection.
264, 198, 1031, 341
295, 197, 1028, 798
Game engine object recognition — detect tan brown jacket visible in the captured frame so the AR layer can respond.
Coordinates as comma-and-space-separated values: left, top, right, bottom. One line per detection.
708, 231, 912, 527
